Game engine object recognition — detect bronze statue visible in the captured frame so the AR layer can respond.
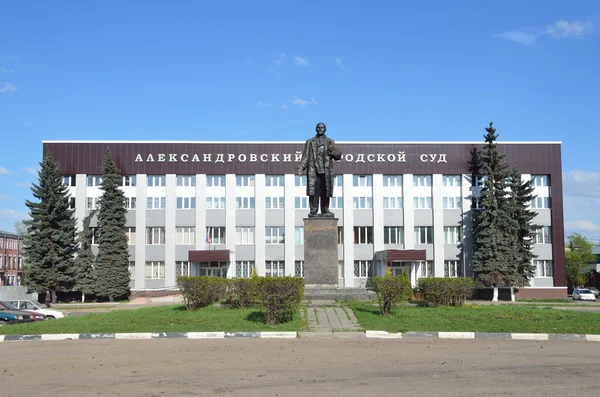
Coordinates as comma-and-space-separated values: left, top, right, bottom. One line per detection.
296, 122, 342, 217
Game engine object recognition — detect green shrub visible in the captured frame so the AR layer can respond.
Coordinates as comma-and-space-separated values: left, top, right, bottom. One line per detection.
226, 278, 258, 308
417, 277, 475, 307
177, 276, 229, 311
371, 274, 412, 316
256, 277, 305, 325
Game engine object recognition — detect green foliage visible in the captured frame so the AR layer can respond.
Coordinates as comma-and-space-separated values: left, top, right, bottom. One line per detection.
371, 274, 412, 316
565, 233, 597, 288
94, 149, 131, 301
255, 277, 304, 325
177, 276, 229, 310
23, 153, 77, 295
418, 277, 475, 307
73, 211, 97, 297
226, 278, 258, 308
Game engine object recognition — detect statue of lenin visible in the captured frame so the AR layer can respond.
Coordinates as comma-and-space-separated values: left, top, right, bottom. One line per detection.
296, 122, 342, 217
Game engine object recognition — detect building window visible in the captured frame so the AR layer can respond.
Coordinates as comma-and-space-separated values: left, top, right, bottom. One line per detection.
236, 175, 255, 187
415, 226, 433, 244
147, 175, 166, 187
353, 175, 372, 187
177, 197, 196, 209
122, 175, 137, 187
338, 227, 344, 244
206, 226, 226, 245
147, 197, 166, 209
295, 175, 307, 186
295, 261, 304, 277
68, 198, 75, 210
442, 175, 461, 187
87, 175, 102, 187
475, 175, 488, 187
421, 261, 433, 277
413, 175, 432, 187
383, 175, 403, 187
531, 175, 550, 187
63, 175, 76, 187
128, 262, 135, 280
444, 226, 461, 244
145, 261, 165, 279
86, 197, 100, 210
535, 260, 553, 277
176, 261, 190, 277
266, 197, 285, 209
235, 227, 255, 245
443, 197, 462, 209
534, 226, 551, 244
354, 226, 373, 244
176, 227, 196, 245
235, 261, 255, 278
295, 197, 309, 209
265, 227, 285, 244
125, 197, 136, 209
354, 260, 373, 278
207, 175, 225, 186
126, 227, 136, 245
444, 260, 462, 277
265, 261, 285, 277
236, 197, 255, 209
176, 175, 196, 187
413, 197, 432, 209
384, 226, 404, 245
531, 197, 551, 209
146, 227, 165, 245
295, 226, 304, 245
353, 197, 373, 209
383, 197, 403, 209
91, 228, 98, 245
266, 175, 284, 186
334, 175, 343, 187
206, 196, 225, 209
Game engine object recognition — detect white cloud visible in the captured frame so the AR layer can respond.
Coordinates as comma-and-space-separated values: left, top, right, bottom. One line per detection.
0, 208, 27, 221
23, 167, 37, 175
0, 194, 6, 200
566, 220, 600, 232
1, 55, 18, 61
0, 167, 10, 175
563, 170, 600, 196
497, 31, 539, 46
291, 96, 318, 106
0, 68, 8, 73
280, 105, 288, 110
244, 57, 254, 64
0, 83, 17, 93
256, 101, 274, 107
13, 182, 32, 188
335, 56, 346, 69
547, 20, 594, 39
294, 56, 309, 66
268, 52, 286, 74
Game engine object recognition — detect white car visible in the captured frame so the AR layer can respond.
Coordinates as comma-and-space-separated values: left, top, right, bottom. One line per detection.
572, 288, 597, 302
6, 300, 70, 319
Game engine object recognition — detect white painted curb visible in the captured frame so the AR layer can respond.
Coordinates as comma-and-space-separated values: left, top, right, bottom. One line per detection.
187, 332, 225, 339
439, 332, 475, 339
260, 332, 297, 338
365, 330, 402, 339
115, 333, 153, 340
0, 335, 4, 343
586, 334, 600, 342
41, 334, 80, 341
511, 333, 549, 340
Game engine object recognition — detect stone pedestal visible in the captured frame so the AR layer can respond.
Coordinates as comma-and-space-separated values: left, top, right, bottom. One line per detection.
303, 217, 339, 288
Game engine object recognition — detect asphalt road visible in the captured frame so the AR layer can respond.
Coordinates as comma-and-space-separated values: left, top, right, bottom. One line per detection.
2, 338, 599, 397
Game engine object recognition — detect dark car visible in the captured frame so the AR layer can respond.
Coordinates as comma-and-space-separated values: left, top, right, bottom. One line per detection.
588, 287, 600, 298
0, 301, 47, 321
0, 309, 35, 326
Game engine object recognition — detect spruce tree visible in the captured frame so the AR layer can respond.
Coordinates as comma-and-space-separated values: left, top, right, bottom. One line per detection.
471, 122, 518, 301
73, 210, 97, 302
94, 149, 130, 301
23, 154, 77, 301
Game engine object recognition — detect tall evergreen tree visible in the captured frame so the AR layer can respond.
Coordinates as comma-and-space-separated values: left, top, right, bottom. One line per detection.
94, 149, 130, 301
23, 154, 77, 301
471, 122, 518, 301
73, 210, 97, 302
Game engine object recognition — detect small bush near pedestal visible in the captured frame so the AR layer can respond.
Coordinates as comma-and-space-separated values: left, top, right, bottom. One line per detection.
417, 278, 475, 307
226, 278, 258, 308
177, 276, 229, 311
371, 274, 412, 316
256, 277, 305, 325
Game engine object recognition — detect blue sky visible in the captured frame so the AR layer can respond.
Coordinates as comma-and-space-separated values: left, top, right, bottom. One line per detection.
0, 1, 599, 242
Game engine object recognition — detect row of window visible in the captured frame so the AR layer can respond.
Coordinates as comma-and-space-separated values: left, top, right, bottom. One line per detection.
0, 254, 23, 270
0, 238, 23, 250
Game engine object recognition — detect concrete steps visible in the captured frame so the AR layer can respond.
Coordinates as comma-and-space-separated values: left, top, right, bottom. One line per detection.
303, 287, 376, 301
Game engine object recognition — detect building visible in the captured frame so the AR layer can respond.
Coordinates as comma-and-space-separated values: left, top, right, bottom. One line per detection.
43, 140, 566, 299
0, 230, 25, 286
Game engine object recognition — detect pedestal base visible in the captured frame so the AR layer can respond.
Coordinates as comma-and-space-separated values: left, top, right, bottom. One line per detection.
303, 217, 339, 286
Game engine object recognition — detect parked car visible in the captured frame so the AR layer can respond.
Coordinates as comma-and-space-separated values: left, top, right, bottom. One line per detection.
573, 288, 597, 301
0, 309, 35, 326
0, 301, 47, 321
6, 300, 70, 319
587, 287, 600, 298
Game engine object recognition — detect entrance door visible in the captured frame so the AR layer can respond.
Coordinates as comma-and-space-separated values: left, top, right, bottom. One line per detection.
389, 262, 410, 276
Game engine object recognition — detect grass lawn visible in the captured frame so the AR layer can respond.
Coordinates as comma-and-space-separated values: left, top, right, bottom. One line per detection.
0, 304, 306, 335
348, 301, 600, 334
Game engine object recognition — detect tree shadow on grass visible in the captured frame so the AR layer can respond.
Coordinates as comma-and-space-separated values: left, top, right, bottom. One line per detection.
246, 311, 266, 323
352, 306, 380, 316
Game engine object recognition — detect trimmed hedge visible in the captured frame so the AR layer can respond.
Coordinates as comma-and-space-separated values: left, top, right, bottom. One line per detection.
417, 277, 475, 307
226, 278, 258, 308
177, 276, 229, 311
256, 277, 305, 325
371, 274, 412, 315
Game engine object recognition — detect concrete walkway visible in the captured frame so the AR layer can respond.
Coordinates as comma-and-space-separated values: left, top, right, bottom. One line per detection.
299, 300, 364, 338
